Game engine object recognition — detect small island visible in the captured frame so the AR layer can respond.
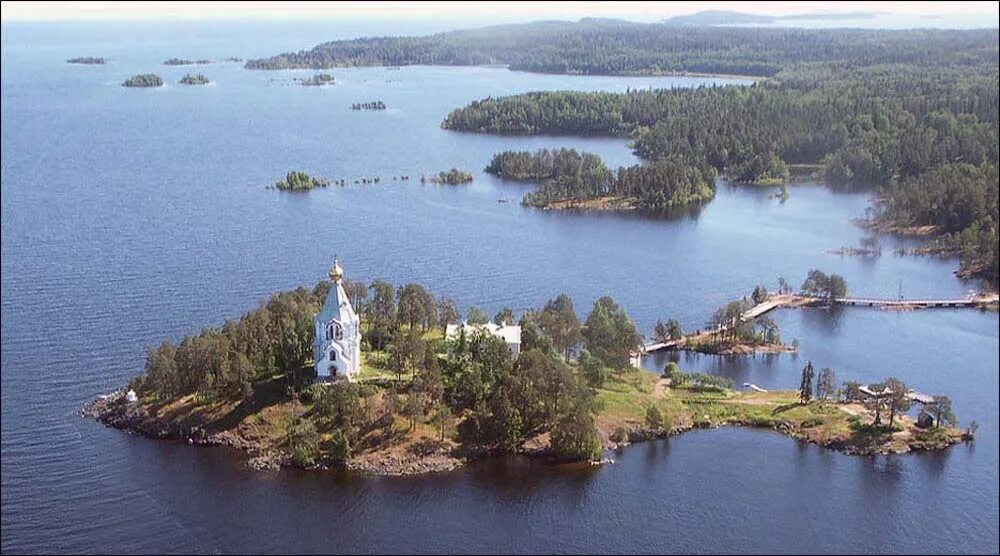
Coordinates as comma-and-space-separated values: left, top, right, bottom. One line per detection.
122, 74, 164, 88
179, 73, 210, 85
273, 171, 330, 191
424, 168, 473, 185
83, 266, 972, 475
352, 100, 386, 110
300, 73, 335, 87
164, 58, 211, 66
67, 56, 106, 65
486, 148, 716, 211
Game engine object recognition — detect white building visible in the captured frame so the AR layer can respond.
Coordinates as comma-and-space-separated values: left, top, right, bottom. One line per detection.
314, 258, 362, 380
445, 321, 522, 358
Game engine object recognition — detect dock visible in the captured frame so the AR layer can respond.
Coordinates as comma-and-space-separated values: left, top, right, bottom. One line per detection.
639, 292, 997, 355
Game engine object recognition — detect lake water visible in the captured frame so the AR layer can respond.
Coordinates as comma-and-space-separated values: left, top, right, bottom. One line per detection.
2, 20, 997, 554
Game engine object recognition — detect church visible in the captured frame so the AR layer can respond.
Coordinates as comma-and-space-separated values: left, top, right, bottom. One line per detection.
314, 258, 362, 380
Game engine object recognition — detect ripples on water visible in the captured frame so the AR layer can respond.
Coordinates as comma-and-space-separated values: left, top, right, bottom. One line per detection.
1, 19, 997, 554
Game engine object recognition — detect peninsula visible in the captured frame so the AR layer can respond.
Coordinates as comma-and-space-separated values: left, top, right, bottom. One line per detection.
84, 265, 971, 475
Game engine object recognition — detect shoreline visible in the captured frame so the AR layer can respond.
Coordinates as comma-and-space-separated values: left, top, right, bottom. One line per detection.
83, 379, 969, 476
243, 61, 763, 82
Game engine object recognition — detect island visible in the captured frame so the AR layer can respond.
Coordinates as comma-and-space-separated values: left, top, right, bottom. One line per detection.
178, 73, 210, 85
164, 58, 212, 66
485, 148, 715, 211
351, 101, 386, 110
299, 73, 335, 86
239, 20, 991, 286
121, 74, 163, 88
273, 171, 330, 191
84, 266, 972, 475
67, 56, 106, 65
425, 168, 473, 185
645, 272, 848, 357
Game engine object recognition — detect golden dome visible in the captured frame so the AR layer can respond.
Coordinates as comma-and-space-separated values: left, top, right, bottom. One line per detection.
329, 257, 344, 283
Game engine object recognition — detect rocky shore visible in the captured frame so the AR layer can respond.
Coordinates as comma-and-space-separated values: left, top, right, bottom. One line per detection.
600, 413, 968, 456
86, 376, 970, 476
83, 392, 464, 475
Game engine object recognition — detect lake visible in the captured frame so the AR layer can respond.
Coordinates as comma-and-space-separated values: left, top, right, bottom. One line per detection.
1, 19, 997, 554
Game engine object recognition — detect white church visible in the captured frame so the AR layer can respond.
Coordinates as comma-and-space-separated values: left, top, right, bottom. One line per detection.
314, 258, 362, 381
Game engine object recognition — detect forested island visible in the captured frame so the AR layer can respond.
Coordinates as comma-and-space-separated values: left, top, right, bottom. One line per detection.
352, 101, 387, 110
85, 270, 970, 474
273, 171, 330, 191
164, 58, 211, 66
378, 21, 999, 284
67, 56, 105, 65
300, 73, 335, 86
486, 148, 715, 210
179, 74, 210, 85
234, 20, 994, 281
426, 169, 473, 185
121, 74, 163, 88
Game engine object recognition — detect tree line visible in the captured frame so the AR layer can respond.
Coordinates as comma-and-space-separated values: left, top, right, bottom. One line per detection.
433, 27, 998, 282
245, 20, 997, 78
798, 362, 957, 430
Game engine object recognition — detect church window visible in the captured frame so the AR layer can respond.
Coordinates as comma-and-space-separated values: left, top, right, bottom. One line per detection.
329, 351, 337, 361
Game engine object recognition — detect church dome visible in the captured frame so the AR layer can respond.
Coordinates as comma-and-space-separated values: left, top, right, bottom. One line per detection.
329, 257, 344, 283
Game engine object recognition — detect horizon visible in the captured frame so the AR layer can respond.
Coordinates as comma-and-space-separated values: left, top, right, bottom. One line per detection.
2, 1, 998, 29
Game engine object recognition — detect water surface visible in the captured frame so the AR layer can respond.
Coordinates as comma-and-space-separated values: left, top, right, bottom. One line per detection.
2, 19, 997, 554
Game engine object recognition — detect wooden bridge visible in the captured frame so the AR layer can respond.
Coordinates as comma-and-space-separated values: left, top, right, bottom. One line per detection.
640, 294, 801, 354
639, 292, 997, 355
831, 295, 995, 309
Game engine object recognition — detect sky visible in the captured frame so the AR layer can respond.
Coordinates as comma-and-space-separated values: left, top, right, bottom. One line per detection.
2, 1, 998, 25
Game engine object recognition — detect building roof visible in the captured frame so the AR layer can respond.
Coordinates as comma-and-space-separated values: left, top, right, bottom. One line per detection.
316, 259, 357, 326
858, 385, 936, 404
446, 322, 521, 345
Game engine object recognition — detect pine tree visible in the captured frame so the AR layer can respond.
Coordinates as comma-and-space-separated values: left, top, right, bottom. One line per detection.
799, 361, 815, 403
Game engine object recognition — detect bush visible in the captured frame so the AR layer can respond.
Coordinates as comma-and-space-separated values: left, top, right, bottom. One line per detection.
407, 437, 446, 456
645, 406, 663, 430
663, 361, 681, 381
329, 428, 352, 461
287, 419, 319, 467
550, 408, 602, 462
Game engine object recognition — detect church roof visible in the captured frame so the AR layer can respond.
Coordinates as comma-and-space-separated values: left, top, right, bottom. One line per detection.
446, 322, 521, 345
316, 258, 357, 326
317, 281, 346, 324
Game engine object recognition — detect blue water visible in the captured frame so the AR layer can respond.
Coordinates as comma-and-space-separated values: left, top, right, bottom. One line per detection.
2, 20, 998, 554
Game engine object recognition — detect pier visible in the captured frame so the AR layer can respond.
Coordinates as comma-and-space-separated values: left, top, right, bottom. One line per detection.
640, 292, 997, 355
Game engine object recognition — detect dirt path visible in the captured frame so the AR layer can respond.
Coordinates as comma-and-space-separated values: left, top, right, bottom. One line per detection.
653, 378, 669, 398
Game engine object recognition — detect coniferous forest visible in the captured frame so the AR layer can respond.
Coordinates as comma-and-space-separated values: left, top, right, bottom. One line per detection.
248, 20, 998, 282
